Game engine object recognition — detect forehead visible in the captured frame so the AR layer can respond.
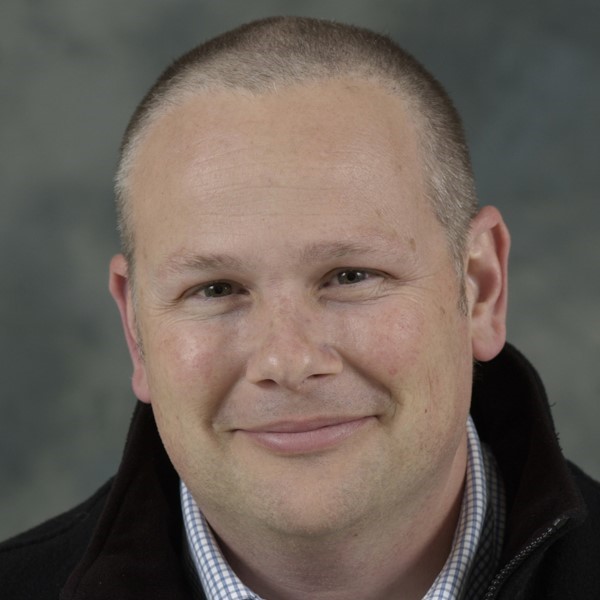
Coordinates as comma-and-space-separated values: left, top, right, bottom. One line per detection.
132, 78, 423, 184
128, 78, 435, 263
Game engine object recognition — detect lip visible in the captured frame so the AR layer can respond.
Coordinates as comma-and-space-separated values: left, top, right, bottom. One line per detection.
236, 416, 376, 454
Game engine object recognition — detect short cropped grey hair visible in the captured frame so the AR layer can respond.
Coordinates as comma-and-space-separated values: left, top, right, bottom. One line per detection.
115, 17, 478, 278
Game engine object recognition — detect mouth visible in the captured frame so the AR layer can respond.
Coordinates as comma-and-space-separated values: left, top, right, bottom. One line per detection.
235, 416, 376, 454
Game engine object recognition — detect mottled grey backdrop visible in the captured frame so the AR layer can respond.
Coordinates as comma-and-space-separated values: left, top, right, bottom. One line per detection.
1, 0, 598, 540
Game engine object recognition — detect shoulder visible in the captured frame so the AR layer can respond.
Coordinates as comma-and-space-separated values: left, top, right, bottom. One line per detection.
565, 461, 600, 544
530, 464, 600, 598
0, 480, 112, 600
569, 461, 600, 496
563, 462, 600, 547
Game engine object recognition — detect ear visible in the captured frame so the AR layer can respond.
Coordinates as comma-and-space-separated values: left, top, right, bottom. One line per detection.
108, 254, 151, 403
465, 206, 511, 362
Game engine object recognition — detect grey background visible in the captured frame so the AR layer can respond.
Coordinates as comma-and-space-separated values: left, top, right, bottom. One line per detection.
1, 0, 598, 541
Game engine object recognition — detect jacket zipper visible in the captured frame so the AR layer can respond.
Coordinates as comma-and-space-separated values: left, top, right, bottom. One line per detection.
481, 517, 568, 600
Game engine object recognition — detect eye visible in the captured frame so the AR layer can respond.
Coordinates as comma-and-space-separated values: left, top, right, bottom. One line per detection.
335, 269, 370, 285
202, 282, 233, 297
188, 281, 245, 300
320, 268, 387, 301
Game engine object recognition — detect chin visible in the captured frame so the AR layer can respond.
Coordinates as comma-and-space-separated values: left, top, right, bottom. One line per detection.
260, 489, 369, 540
241, 454, 386, 540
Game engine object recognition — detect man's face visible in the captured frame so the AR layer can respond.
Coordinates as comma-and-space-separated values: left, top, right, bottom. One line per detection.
115, 79, 478, 540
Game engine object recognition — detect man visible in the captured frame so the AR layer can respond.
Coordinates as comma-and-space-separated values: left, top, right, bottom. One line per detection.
1, 16, 599, 600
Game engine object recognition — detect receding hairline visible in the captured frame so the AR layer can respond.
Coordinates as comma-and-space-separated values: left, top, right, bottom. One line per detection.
120, 71, 427, 186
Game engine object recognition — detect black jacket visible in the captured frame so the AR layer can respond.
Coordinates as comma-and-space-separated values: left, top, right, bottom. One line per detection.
2, 344, 600, 599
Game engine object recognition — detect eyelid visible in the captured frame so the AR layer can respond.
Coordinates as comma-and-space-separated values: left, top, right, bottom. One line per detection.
179, 267, 387, 299
324, 267, 386, 286
184, 279, 247, 299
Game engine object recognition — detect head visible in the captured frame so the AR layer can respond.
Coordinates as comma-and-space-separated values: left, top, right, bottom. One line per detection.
115, 17, 479, 285
109, 17, 509, 556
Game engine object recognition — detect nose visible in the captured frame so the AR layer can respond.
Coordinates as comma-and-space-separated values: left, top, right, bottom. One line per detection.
245, 300, 343, 390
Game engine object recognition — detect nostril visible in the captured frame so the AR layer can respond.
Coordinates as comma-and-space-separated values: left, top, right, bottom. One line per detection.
252, 378, 280, 389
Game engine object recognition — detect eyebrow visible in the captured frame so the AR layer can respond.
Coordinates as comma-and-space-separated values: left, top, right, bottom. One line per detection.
299, 240, 389, 263
158, 252, 246, 277
157, 238, 401, 278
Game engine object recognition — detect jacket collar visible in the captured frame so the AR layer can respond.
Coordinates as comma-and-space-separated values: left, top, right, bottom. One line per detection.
60, 404, 197, 600
471, 343, 587, 563
61, 343, 586, 598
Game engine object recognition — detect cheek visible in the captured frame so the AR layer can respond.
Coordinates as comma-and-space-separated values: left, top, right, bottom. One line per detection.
349, 303, 427, 382
141, 321, 245, 484
144, 321, 240, 414
348, 299, 471, 412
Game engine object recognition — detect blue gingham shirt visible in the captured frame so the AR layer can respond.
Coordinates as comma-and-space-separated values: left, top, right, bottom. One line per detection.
181, 417, 505, 600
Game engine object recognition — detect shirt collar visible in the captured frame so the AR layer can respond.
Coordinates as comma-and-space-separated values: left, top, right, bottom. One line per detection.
181, 416, 504, 600
181, 485, 260, 600
423, 417, 505, 600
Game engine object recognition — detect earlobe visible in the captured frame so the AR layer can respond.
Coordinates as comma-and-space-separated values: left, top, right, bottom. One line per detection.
108, 254, 151, 403
465, 206, 511, 362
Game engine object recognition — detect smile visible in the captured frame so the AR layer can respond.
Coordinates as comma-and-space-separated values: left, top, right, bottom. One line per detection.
236, 416, 376, 454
